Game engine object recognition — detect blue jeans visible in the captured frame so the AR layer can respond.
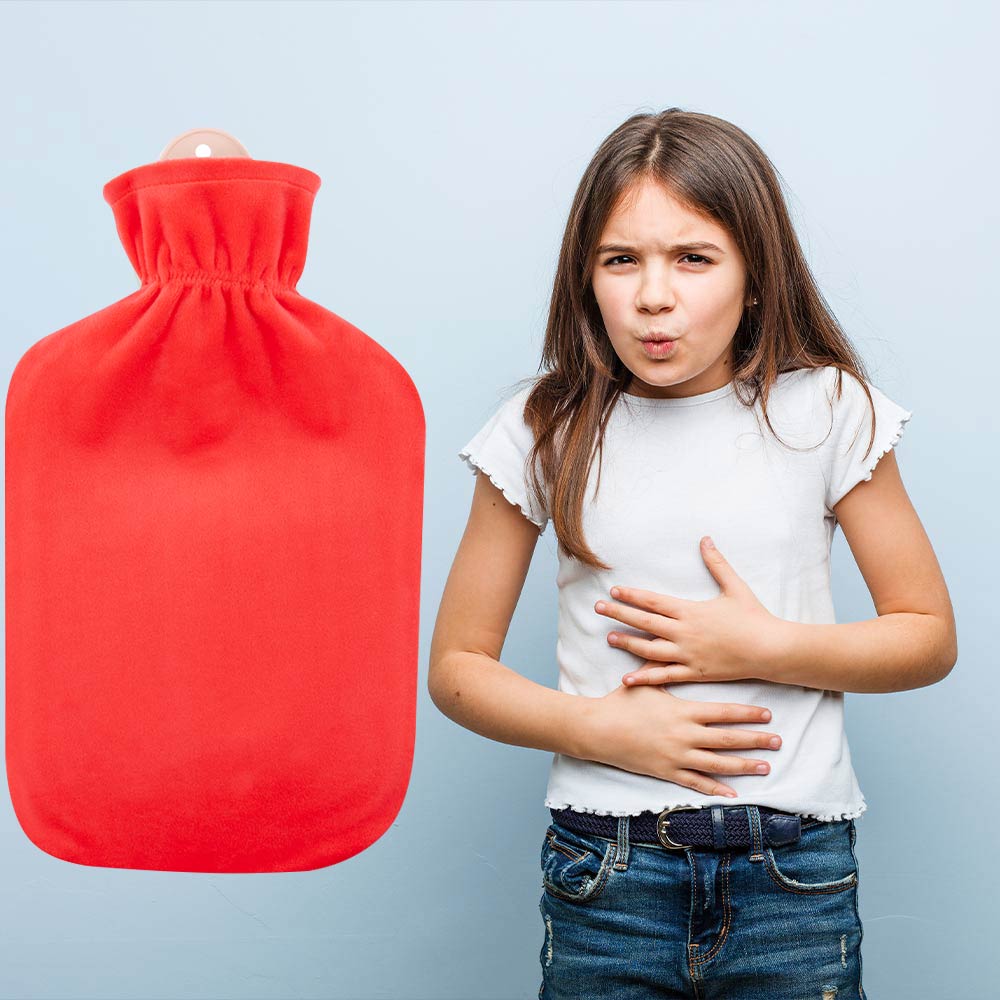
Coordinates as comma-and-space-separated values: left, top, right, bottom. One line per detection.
538, 806, 866, 999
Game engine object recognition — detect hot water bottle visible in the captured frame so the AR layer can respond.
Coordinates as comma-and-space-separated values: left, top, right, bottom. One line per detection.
5, 156, 423, 872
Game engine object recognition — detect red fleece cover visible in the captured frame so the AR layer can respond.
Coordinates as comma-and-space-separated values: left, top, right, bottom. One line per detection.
5, 157, 423, 872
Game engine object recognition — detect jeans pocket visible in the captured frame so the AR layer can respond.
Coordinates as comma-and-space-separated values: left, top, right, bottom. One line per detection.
763, 818, 858, 895
540, 822, 616, 904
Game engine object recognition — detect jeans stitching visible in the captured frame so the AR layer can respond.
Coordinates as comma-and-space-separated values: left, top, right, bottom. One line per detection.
686, 850, 702, 998
762, 824, 858, 895
545, 828, 589, 863
847, 819, 866, 998
542, 839, 616, 903
692, 851, 733, 965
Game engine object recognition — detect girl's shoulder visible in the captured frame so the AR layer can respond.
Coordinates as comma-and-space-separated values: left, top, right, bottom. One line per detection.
769, 364, 908, 428
456, 378, 548, 532
781, 364, 913, 513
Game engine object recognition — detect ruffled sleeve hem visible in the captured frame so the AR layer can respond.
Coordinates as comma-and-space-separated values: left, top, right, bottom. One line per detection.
826, 406, 912, 510
458, 447, 547, 532
822, 366, 913, 512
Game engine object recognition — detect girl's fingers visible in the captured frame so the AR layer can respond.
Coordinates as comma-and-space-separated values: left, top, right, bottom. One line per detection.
609, 633, 675, 658
672, 771, 738, 798
623, 666, 695, 685
685, 749, 771, 776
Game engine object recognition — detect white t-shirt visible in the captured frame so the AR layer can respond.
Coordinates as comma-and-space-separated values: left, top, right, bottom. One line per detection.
458, 365, 911, 821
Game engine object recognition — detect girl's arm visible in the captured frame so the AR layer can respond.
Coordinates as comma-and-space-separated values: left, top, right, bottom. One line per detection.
428, 471, 590, 758
767, 449, 958, 693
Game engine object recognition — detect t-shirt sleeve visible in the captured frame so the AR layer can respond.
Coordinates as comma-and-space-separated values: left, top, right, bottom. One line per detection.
458, 386, 549, 533
820, 366, 913, 513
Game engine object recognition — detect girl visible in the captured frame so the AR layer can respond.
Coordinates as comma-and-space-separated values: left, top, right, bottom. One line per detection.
429, 109, 956, 1000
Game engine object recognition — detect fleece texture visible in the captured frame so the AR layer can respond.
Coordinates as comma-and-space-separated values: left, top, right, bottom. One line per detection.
6, 156, 423, 872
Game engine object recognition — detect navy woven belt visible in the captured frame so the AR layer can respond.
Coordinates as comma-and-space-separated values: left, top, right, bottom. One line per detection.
550, 804, 810, 850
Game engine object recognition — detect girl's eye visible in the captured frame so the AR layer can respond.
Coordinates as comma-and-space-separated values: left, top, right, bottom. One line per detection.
602, 254, 711, 267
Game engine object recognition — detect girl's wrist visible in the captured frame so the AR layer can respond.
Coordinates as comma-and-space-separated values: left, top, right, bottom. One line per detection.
570, 694, 608, 761
756, 616, 797, 684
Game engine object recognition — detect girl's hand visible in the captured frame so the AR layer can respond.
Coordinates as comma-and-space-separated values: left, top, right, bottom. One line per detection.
579, 682, 782, 797
595, 536, 785, 686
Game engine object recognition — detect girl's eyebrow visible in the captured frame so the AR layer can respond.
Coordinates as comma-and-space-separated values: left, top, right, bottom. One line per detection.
595, 240, 726, 255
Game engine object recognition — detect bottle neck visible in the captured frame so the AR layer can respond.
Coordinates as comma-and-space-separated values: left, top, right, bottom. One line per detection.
103, 157, 322, 291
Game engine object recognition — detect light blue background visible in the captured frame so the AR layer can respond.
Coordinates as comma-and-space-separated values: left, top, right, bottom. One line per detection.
1, 1, 992, 997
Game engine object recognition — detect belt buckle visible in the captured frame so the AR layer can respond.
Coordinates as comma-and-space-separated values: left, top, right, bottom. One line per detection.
656, 806, 703, 850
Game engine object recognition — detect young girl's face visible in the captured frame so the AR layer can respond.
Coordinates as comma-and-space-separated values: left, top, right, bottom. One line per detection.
591, 178, 750, 398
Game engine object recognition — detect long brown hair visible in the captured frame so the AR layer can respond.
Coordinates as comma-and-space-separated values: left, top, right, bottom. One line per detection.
516, 107, 877, 570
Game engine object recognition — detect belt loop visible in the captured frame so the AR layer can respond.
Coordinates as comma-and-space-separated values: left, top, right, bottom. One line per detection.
745, 805, 764, 862
710, 804, 727, 849
614, 815, 630, 870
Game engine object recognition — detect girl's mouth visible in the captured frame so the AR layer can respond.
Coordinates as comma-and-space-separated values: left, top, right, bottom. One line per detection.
640, 339, 677, 359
